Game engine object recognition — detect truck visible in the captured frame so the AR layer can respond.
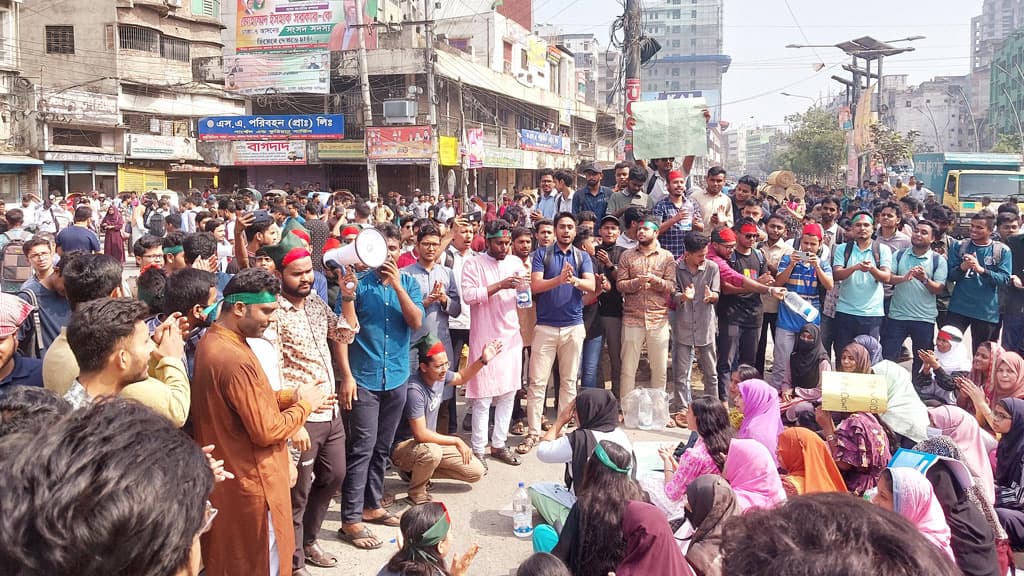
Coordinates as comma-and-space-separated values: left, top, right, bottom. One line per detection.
912, 152, 1024, 235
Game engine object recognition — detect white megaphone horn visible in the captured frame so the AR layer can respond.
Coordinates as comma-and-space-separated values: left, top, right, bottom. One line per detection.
324, 227, 388, 269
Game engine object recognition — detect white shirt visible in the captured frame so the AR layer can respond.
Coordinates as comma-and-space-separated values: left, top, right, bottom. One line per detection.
447, 247, 475, 330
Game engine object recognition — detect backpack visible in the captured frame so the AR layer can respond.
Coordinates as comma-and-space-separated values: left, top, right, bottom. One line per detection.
0, 239, 32, 293
894, 248, 943, 280
957, 239, 1007, 268
145, 209, 166, 237
728, 246, 766, 275
542, 244, 584, 274
16, 288, 44, 358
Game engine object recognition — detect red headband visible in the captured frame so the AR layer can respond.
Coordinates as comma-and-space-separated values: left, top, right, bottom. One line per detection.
937, 329, 962, 343
290, 229, 311, 244
426, 340, 445, 357
281, 247, 310, 267
668, 170, 685, 182
323, 238, 341, 252
740, 223, 759, 235
140, 263, 161, 275
715, 228, 736, 243
342, 226, 360, 237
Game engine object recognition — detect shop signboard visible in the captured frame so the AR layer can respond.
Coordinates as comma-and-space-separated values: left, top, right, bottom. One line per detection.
127, 134, 201, 161
229, 140, 307, 165
236, 0, 378, 53
365, 126, 433, 164
317, 141, 365, 161
519, 129, 569, 155
482, 147, 523, 169
43, 151, 124, 164
198, 114, 344, 141
439, 136, 459, 166
224, 51, 330, 95
37, 88, 119, 126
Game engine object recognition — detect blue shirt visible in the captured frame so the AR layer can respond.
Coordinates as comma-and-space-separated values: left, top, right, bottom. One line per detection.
571, 186, 612, 219
889, 249, 948, 322
776, 254, 832, 333
0, 353, 43, 393
536, 191, 559, 220
350, 270, 424, 391
948, 240, 1012, 324
532, 245, 594, 327
55, 225, 100, 254
833, 241, 892, 317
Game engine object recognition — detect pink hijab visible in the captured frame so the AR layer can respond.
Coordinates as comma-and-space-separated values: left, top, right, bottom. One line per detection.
724, 438, 786, 512
888, 467, 954, 560
737, 379, 784, 464
928, 405, 995, 501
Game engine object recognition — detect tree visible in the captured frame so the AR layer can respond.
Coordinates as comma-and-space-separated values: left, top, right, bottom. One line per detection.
868, 123, 918, 169
990, 133, 1022, 154
772, 107, 845, 184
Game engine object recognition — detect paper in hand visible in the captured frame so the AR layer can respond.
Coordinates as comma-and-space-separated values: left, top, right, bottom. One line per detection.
631, 97, 709, 159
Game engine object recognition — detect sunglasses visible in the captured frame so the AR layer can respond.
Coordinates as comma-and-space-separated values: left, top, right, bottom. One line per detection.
744, 234, 759, 240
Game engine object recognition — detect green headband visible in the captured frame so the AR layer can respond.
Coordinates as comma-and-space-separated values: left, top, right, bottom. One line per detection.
485, 230, 511, 239
409, 506, 451, 562
853, 213, 874, 225
641, 221, 659, 232
593, 442, 631, 474
162, 245, 184, 255
223, 291, 277, 305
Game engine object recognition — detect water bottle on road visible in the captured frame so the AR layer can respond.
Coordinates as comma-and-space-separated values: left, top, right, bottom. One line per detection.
512, 482, 533, 537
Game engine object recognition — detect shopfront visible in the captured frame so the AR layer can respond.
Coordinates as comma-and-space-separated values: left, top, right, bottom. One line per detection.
42, 152, 122, 197
0, 155, 43, 204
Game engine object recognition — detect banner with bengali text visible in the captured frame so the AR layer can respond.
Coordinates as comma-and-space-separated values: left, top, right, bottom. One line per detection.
366, 126, 433, 164
224, 51, 330, 95
230, 140, 307, 165
236, 0, 377, 53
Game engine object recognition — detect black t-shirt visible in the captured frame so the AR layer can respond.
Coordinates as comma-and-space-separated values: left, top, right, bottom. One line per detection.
597, 243, 625, 318
720, 249, 765, 327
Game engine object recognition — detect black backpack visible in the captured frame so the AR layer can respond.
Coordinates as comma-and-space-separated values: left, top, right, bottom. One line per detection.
145, 209, 166, 237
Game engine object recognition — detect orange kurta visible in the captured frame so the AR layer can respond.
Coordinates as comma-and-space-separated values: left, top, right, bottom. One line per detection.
193, 323, 312, 576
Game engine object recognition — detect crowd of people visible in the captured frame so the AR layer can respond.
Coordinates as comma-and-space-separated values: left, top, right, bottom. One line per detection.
2, 159, 1024, 576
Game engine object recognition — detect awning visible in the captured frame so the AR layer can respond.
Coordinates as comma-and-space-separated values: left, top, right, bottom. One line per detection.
0, 155, 42, 166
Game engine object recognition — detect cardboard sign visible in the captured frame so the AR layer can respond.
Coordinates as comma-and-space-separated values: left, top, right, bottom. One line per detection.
820, 371, 888, 414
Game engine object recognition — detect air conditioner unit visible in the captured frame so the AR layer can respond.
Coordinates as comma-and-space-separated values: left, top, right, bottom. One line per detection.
166, 0, 182, 8
383, 99, 417, 125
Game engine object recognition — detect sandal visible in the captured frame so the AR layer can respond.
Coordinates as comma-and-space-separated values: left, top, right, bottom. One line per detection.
338, 526, 383, 550
510, 419, 528, 436
516, 434, 540, 455
363, 511, 401, 527
405, 493, 434, 506
491, 446, 523, 466
378, 493, 396, 508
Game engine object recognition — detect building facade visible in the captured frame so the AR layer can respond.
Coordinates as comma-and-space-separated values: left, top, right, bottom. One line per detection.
888, 74, 976, 154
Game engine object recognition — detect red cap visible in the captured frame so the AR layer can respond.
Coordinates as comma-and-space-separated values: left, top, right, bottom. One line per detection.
668, 170, 685, 182
801, 223, 824, 240
281, 247, 311, 268
342, 226, 360, 237
739, 223, 759, 236
290, 229, 311, 244
323, 238, 341, 252
712, 227, 736, 243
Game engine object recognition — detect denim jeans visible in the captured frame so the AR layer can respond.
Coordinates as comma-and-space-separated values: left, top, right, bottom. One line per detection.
341, 383, 407, 524
1002, 312, 1024, 356
832, 312, 882, 356
881, 318, 934, 375
580, 335, 604, 389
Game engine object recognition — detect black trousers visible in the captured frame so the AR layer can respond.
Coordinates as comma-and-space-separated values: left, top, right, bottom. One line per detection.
341, 384, 407, 524
292, 417, 346, 569
946, 311, 1001, 355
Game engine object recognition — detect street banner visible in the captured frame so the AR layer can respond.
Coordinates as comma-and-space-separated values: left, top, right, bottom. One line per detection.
198, 114, 344, 141
236, 0, 377, 53
224, 51, 330, 95
230, 140, 307, 165
366, 126, 433, 163
466, 128, 485, 168
631, 97, 708, 159
519, 129, 569, 155
317, 141, 365, 161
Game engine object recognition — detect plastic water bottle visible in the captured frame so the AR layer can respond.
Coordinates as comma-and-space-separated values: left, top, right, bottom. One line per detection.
512, 482, 533, 538
783, 291, 819, 323
638, 391, 654, 430
515, 274, 533, 309
680, 201, 693, 231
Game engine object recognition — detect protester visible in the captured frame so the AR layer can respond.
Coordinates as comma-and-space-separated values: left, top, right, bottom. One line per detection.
723, 438, 786, 512
756, 213, 795, 373
377, 502, 479, 576
959, 347, 1024, 431
831, 211, 892, 353
917, 326, 972, 406
516, 553, 571, 576
992, 398, 1024, 548
735, 378, 783, 463
875, 467, 955, 559
928, 405, 997, 500
841, 340, 930, 447
781, 324, 831, 426
54, 205, 100, 255
947, 210, 1011, 354
18, 237, 69, 355
594, 215, 626, 397
684, 475, 738, 576
671, 232, 720, 412
0, 385, 69, 436
777, 426, 847, 495
0, 293, 42, 392
615, 501, 694, 576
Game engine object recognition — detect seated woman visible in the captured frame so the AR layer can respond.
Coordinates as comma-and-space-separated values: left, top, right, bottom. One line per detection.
991, 398, 1024, 550
531, 389, 631, 530
916, 326, 972, 406
726, 364, 762, 429
915, 436, 1004, 576
782, 324, 831, 427
736, 379, 783, 464
928, 405, 997, 503
959, 341, 1004, 417
777, 427, 847, 496
874, 467, 955, 560
684, 475, 739, 576
815, 409, 891, 497
551, 440, 645, 576
640, 396, 732, 519
958, 348, 1024, 433
723, 438, 786, 512
842, 340, 930, 448
615, 501, 694, 576
377, 502, 478, 576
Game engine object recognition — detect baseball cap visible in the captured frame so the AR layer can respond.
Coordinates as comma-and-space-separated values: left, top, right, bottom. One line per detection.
579, 162, 601, 174
802, 223, 824, 240
0, 293, 32, 338
600, 214, 621, 228
711, 228, 736, 244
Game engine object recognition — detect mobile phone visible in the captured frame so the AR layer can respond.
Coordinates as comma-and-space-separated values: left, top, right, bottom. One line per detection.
673, 434, 698, 459
792, 250, 811, 261
462, 211, 482, 223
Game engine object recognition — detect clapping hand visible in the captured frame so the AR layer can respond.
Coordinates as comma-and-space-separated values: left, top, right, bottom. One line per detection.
703, 285, 715, 303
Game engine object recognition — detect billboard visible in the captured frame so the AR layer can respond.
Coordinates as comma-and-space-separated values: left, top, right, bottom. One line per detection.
366, 126, 433, 164
198, 114, 345, 141
519, 129, 569, 155
466, 128, 484, 169
224, 51, 330, 95
317, 141, 365, 161
37, 88, 119, 126
439, 136, 459, 166
236, 0, 377, 53
230, 141, 307, 165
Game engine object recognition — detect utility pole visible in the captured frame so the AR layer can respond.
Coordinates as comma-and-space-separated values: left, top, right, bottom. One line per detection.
623, 0, 641, 162
354, 0, 377, 200
424, 0, 441, 199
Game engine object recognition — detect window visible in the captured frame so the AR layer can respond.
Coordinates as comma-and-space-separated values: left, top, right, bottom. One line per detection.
52, 128, 103, 148
191, 0, 220, 17
119, 24, 159, 52
520, 48, 528, 69
672, 67, 680, 76
45, 26, 75, 54
690, 67, 696, 76
692, 9, 697, 18
905, 100, 912, 107
160, 36, 190, 62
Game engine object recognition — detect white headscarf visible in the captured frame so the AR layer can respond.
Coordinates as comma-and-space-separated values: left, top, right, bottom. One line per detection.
935, 326, 972, 374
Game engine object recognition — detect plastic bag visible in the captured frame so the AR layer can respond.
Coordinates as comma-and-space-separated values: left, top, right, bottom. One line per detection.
621, 387, 671, 430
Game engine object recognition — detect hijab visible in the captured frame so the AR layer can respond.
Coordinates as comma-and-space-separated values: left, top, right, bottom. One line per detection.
915, 437, 1003, 576
685, 475, 738, 576
789, 324, 830, 389
990, 352, 1024, 409
995, 397, 1024, 488
874, 359, 930, 444
833, 413, 891, 496
843, 342, 873, 374
777, 427, 847, 494
935, 326, 973, 374
565, 389, 621, 491
969, 342, 1003, 394
888, 466, 955, 559
616, 501, 694, 576
723, 438, 786, 512
855, 334, 883, 365
737, 379, 784, 464
928, 405, 996, 501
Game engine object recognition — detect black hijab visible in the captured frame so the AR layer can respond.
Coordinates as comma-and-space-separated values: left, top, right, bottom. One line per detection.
565, 389, 620, 490
995, 398, 1024, 488
790, 323, 830, 389
926, 460, 1000, 576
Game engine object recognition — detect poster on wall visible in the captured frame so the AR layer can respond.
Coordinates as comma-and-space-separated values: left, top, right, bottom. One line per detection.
466, 128, 484, 169
230, 141, 307, 165
366, 126, 433, 164
224, 51, 330, 95
236, 0, 378, 53
519, 129, 569, 155
439, 136, 459, 166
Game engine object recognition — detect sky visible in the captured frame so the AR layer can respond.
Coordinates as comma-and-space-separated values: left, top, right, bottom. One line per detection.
534, 0, 981, 128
